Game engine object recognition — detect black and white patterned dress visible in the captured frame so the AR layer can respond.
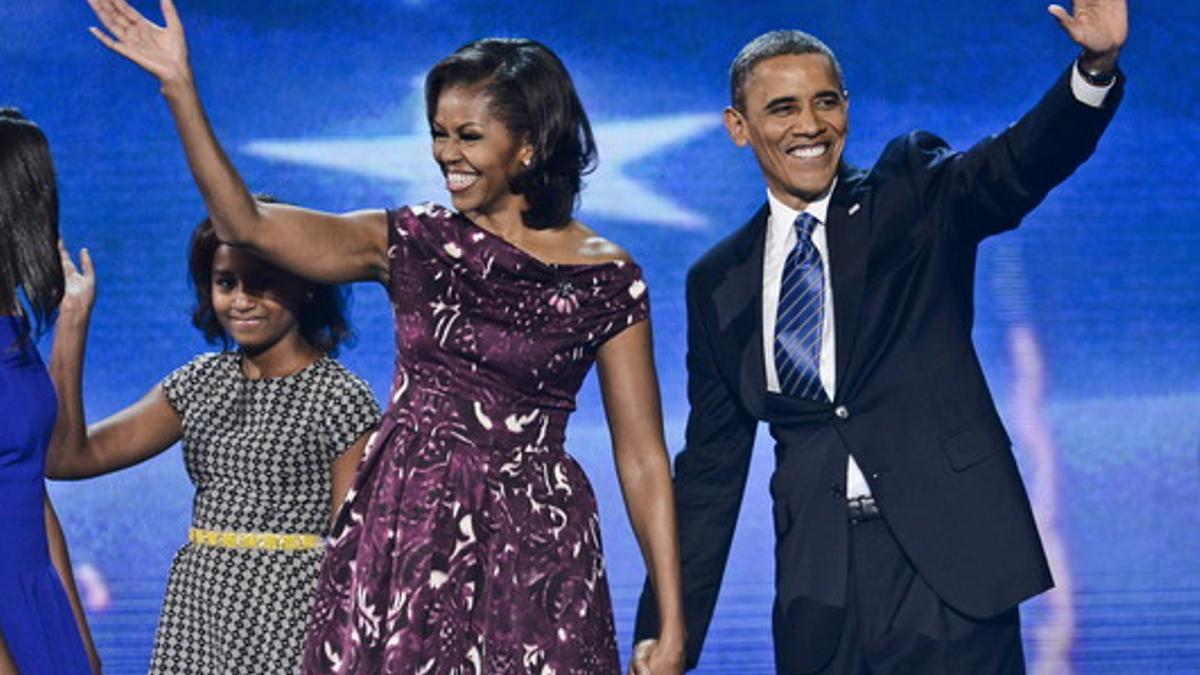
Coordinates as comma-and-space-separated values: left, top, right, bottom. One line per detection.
150, 352, 380, 674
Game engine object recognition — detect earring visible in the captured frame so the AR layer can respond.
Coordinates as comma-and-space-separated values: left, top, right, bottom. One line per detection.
522, 157, 532, 168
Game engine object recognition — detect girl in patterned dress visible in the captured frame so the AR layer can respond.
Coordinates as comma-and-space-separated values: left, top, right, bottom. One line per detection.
46, 213, 381, 673
85, 1, 687, 673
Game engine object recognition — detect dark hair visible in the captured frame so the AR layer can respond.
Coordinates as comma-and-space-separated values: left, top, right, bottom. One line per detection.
425, 38, 597, 230
730, 30, 845, 111
0, 108, 63, 335
187, 197, 354, 355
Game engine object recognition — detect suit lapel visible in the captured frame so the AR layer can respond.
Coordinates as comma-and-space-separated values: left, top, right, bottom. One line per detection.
826, 167, 872, 399
715, 168, 872, 412
711, 205, 768, 413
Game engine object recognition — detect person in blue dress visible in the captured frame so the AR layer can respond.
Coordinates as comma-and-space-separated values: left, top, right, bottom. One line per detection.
0, 108, 100, 674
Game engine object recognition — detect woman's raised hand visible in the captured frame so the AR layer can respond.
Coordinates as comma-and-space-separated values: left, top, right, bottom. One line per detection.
83, 0, 391, 286
86, 0, 189, 84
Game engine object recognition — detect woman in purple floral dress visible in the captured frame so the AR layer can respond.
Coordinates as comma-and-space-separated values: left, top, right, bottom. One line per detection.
87, 1, 686, 673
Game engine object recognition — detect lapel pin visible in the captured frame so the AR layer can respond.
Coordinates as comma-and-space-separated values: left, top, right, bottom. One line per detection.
848, 203, 861, 216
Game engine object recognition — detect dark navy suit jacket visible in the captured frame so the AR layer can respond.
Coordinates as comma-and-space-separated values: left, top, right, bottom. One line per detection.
635, 65, 1123, 673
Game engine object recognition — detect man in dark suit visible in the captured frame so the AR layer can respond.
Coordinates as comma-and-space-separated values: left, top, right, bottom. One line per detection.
632, 2, 1126, 673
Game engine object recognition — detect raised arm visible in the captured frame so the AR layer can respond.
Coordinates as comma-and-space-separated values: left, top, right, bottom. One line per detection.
594, 320, 685, 675
48, 244, 182, 479
910, 1, 1127, 242
85, 0, 389, 285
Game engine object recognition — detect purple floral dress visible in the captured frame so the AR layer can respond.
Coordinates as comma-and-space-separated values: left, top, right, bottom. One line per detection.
302, 204, 650, 674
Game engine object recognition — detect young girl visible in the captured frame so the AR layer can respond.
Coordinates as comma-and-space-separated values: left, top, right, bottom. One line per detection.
0, 108, 100, 675
47, 214, 381, 673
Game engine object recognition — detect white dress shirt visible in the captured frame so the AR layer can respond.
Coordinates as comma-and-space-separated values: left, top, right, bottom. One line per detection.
761, 63, 1115, 500
762, 180, 874, 498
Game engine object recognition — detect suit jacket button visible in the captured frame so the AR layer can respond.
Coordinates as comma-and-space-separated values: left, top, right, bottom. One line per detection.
834, 405, 850, 419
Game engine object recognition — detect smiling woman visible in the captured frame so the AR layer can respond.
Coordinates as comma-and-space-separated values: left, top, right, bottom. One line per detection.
80, 0, 685, 673
424, 38, 597, 231
430, 83, 535, 227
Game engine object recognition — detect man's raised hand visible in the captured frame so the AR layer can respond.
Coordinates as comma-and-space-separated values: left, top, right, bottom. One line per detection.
1049, 0, 1127, 66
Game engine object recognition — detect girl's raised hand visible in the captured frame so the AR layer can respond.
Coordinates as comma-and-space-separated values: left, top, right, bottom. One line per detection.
57, 239, 95, 322
86, 0, 189, 84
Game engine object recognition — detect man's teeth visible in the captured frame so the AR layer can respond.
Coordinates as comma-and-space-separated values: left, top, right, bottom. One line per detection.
789, 145, 827, 159
447, 172, 478, 188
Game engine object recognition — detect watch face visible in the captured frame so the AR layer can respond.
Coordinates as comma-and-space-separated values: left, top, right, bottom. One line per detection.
1079, 62, 1116, 86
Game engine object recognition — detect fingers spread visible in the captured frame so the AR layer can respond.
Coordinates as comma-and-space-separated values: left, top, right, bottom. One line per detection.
1047, 4, 1072, 26
110, 0, 149, 27
89, 2, 126, 38
58, 241, 75, 274
161, 0, 181, 29
87, 26, 127, 56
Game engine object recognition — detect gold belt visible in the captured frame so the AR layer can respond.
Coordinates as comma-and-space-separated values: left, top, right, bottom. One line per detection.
188, 527, 323, 551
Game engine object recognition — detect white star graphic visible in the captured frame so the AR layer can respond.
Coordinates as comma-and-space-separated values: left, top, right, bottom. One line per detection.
241, 112, 719, 229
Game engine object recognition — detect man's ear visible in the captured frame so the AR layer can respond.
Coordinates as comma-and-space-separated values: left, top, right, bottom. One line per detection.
723, 107, 749, 147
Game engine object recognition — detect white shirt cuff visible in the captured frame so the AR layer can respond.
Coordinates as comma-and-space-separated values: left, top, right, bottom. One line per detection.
1070, 60, 1115, 109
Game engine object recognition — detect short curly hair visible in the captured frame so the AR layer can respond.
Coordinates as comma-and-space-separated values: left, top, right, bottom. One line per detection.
187, 198, 354, 355
730, 30, 845, 111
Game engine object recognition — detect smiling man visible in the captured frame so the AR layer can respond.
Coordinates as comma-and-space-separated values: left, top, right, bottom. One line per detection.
726, 49, 849, 211
634, 2, 1127, 673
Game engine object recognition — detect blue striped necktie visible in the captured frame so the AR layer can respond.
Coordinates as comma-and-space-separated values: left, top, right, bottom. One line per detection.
775, 212, 829, 401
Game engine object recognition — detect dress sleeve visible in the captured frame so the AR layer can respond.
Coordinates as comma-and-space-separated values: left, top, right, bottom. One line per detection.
319, 364, 382, 459
587, 260, 651, 348
387, 204, 432, 302
159, 353, 219, 417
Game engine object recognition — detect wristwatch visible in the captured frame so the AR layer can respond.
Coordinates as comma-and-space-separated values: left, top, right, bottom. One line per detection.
1077, 59, 1117, 87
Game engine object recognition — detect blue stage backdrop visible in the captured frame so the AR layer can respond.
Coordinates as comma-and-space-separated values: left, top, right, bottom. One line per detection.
3, 1, 1197, 672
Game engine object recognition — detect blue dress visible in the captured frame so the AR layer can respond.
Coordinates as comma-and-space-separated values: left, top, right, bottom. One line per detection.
0, 314, 90, 674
